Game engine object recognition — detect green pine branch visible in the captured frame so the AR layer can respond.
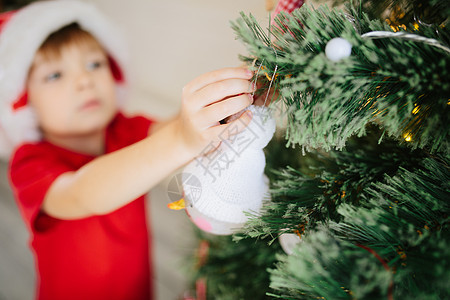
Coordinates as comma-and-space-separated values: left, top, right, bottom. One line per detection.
238, 129, 449, 298
186, 228, 282, 300
190, 2, 450, 299
231, 4, 449, 154
239, 127, 428, 240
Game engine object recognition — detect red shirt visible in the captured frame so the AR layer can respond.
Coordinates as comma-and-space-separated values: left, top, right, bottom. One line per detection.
9, 113, 154, 300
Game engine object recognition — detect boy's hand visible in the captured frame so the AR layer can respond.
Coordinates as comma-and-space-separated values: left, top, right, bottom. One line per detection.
177, 67, 255, 157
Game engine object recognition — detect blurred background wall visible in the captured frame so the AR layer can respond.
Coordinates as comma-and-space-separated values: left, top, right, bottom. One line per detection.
0, 0, 269, 299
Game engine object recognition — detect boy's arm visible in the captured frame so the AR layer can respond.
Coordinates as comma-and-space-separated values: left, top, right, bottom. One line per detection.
148, 115, 173, 135
42, 67, 254, 219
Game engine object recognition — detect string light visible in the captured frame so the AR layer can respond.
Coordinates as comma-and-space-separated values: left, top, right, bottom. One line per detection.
403, 133, 413, 142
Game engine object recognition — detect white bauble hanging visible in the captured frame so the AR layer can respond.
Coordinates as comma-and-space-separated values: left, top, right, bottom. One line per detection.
182, 105, 276, 235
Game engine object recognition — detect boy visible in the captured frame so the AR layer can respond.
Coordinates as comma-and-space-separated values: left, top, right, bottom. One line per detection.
0, 1, 254, 299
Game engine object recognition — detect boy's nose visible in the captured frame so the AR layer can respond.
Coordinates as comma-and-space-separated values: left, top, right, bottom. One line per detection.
76, 70, 94, 90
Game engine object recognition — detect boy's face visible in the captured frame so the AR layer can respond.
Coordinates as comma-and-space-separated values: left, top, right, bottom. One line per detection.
26, 42, 118, 141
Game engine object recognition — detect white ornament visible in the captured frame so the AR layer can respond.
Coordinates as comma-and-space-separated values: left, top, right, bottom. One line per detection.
182, 105, 276, 235
279, 233, 302, 255
325, 37, 352, 61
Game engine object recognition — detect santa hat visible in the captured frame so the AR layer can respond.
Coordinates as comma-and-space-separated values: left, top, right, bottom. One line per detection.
0, 0, 129, 159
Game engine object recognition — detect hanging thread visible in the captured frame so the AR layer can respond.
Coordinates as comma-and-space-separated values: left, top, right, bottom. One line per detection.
361, 31, 450, 54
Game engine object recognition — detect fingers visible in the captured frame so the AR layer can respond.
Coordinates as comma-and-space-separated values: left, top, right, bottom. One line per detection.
190, 78, 254, 110
184, 67, 253, 95
208, 109, 253, 142
178, 67, 256, 158
198, 93, 253, 128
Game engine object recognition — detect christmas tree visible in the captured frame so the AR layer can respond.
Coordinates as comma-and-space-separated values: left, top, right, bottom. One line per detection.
186, 0, 449, 299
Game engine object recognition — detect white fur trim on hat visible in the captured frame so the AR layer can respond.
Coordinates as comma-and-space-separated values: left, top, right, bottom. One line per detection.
0, 0, 129, 159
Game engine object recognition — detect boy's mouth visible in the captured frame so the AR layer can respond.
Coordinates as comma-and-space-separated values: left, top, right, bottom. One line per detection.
80, 99, 101, 111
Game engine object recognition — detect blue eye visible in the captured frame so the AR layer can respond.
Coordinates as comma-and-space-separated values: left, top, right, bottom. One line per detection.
87, 60, 104, 71
45, 72, 62, 82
